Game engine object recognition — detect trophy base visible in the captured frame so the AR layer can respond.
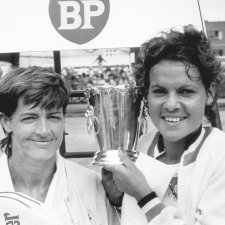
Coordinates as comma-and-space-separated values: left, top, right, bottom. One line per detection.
91, 150, 139, 166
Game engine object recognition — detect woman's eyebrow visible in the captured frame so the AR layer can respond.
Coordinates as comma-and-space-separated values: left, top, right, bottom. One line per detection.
150, 84, 164, 88
178, 84, 197, 89
150, 83, 160, 87
47, 111, 62, 115
20, 112, 37, 117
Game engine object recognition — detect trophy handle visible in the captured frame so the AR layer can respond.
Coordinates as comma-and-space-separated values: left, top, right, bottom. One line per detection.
133, 100, 146, 150
85, 106, 100, 135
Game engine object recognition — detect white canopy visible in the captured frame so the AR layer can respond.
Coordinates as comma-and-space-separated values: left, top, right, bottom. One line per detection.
0, 0, 203, 53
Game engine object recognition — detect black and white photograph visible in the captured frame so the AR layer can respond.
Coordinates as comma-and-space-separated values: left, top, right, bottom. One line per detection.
0, 0, 225, 224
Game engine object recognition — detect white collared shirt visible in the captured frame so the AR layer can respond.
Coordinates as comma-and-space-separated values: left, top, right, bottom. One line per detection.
0, 153, 75, 225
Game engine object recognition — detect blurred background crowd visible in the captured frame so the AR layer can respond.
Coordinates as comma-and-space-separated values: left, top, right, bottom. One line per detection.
63, 65, 133, 90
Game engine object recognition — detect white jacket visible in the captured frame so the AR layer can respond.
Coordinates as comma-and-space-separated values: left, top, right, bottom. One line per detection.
121, 127, 225, 225
0, 153, 120, 225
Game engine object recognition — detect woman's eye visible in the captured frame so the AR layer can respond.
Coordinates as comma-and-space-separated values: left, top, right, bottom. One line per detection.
22, 117, 35, 122
179, 89, 195, 95
48, 116, 61, 121
152, 88, 167, 95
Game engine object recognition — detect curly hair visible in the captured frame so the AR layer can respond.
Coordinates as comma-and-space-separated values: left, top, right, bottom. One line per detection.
134, 24, 222, 99
0, 66, 71, 156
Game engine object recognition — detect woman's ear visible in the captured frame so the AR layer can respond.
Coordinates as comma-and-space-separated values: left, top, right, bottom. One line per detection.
0, 113, 12, 133
206, 83, 216, 106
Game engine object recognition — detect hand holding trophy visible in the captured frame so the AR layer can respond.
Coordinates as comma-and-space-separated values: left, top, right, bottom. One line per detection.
85, 83, 143, 165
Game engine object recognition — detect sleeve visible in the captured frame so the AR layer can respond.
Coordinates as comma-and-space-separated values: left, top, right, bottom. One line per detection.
193, 152, 225, 225
106, 200, 121, 225
64, 160, 121, 225
95, 172, 121, 225
139, 198, 184, 225
139, 153, 225, 225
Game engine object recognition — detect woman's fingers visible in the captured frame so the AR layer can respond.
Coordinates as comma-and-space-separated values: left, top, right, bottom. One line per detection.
103, 152, 153, 200
119, 149, 135, 168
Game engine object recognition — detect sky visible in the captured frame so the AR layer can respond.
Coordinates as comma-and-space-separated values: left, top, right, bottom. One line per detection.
199, 0, 225, 21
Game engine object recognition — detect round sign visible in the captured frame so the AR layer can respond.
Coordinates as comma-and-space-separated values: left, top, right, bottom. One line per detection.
49, 0, 110, 45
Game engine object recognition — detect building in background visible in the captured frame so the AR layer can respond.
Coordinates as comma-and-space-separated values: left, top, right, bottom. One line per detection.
205, 21, 225, 97
205, 21, 225, 62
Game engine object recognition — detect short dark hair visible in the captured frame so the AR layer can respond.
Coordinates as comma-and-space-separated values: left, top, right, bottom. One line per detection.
134, 24, 222, 98
0, 66, 71, 117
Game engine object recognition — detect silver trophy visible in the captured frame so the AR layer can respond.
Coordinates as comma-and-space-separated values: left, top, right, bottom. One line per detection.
85, 84, 143, 165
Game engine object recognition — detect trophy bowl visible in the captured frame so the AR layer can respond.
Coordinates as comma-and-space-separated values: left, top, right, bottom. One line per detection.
85, 84, 142, 165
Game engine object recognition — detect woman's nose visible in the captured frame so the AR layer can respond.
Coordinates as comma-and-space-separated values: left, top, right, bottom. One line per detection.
163, 94, 180, 111
36, 118, 50, 136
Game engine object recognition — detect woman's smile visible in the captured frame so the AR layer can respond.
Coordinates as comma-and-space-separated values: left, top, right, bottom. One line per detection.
162, 116, 186, 123
31, 139, 53, 145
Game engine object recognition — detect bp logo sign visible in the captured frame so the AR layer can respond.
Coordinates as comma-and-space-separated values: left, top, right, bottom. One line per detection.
49, 0, 110, 45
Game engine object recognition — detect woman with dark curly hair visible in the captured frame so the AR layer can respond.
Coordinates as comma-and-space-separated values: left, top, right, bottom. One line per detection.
103, 25, 225, 225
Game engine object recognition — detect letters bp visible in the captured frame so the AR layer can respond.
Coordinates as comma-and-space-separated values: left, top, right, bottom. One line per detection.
49, 0, 110, 45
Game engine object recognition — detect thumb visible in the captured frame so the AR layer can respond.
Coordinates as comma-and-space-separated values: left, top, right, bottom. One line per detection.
103, 164, 117, 173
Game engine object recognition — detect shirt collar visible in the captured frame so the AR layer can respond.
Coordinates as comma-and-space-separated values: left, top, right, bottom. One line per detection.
157, 126, 202, 153
44, 152, 68, 208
